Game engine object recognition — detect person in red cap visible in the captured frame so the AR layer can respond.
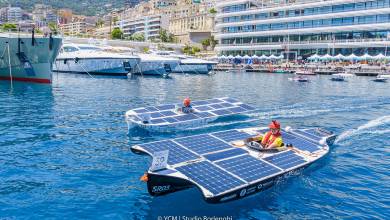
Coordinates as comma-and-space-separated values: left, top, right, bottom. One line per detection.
177, 97, 194, 114
245, 120, 284, 149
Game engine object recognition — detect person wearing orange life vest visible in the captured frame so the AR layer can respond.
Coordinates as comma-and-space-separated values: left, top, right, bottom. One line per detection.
177, 97, 194, 114
246, 120, 284, 149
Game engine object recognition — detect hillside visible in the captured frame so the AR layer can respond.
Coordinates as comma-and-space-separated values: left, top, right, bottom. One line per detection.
1, 0, 142, 16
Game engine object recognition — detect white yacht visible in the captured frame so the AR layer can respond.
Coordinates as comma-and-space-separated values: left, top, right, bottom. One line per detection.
135, 53, 180, 76
0, 32, 62, 84
53, 44, 140, 76
331, 73, 354, 81
154, 51, 217, 74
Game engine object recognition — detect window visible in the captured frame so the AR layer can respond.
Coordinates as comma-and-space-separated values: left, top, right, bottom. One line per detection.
332, 18, 343, 25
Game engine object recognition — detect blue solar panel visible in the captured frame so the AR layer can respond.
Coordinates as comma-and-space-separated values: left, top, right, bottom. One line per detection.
174, 113, 199, 121
239, 104, 255, 111
216, 155, 281, 182
163, 117, 178, 123
219, 102, 234, 108
209, 104, 224, 109
227, 107, 247, 113
160, 111, 177, 117
282, 132, 321, 153
264, 150, 306, 170
134, 108, 148, 113
212, 109, 232, 116
194, 111, 215, 118
206, 98, 224, 103
150, 112, 164, 118
145, 106, 159, 112
293, 130, 322, 142
175, 134, 232, 155
175, 161, 245, 195
150, 118, 166, 124
140, 140, 200, 165
156, 104, 175, 111
195, 106, 213, 111
191, 100, 209, 106
212, 130, 253, 142
223, 98, 239, 103
204, 148, 247, 161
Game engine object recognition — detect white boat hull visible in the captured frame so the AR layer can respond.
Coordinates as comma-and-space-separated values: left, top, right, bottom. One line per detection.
172, 64, 214, 74
53, 58, 139, 76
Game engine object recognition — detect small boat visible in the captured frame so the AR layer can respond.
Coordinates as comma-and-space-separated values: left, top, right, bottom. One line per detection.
373, 75, 388, 82
331, 73, 354, 81
295, 69, 315, 75
131, 126, 336, 203
125, 97, 255, 132
289, 76, 309, 82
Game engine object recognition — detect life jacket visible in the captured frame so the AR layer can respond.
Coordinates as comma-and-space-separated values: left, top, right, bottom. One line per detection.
181, 105, 193, 114
261, 131, 281, 147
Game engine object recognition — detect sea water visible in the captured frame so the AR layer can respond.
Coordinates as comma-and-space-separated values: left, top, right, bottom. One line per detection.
0, 72, 389, 219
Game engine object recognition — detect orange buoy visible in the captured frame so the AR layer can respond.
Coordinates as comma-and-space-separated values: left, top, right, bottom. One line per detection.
140, 173, 149, 182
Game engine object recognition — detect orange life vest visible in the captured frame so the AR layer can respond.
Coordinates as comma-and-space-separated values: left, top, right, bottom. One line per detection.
261, 131, 281, 147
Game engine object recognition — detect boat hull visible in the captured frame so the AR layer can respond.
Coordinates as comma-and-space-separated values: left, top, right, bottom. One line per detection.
0, 36, 62, 84
135, 61, 178, 76
54, 58, 140, 76
172, 64, 214, 74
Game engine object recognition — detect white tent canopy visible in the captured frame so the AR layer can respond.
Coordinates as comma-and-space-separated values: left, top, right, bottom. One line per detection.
252, 54, 259, 59
219, 55, 227, 59
260, 54, 269, 60
235, 55, 242, 59
346, 54, 359, 60
373, 53, 386, 60
227, 55, 234, 59
308, 54, 321, 60
269, 54, 278, 59
243, 55, 251, 59
320, 54, 333, 60
333, 54, 345, 60
277, 54, 284, 59
359, 53, 372, 60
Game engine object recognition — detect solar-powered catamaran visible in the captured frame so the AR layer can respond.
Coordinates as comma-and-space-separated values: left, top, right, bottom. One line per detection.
131, 126, 336, 203
125, 97, 255, 132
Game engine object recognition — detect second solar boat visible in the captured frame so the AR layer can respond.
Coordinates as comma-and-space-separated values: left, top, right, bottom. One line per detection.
132, 126, 336, 203
125, 97, 255, 132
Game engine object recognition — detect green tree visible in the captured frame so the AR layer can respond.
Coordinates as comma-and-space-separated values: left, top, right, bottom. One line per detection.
48, 22, 58, 34
131, 32, 145, 42
192, 46, 200, 54
111, 27, 123, 39
210, 36, 218, 50
96, 19, 104, 28
201, 38, 210, 50
1, 23, 17, 31
159, 29, 168, 42
209, 8, 217, 14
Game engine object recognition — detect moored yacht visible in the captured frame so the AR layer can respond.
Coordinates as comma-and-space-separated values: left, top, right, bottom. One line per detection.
53, 44, 140, 76
0, 32, 62, 84
153, 51, 218, 74
135, 53, 180, 76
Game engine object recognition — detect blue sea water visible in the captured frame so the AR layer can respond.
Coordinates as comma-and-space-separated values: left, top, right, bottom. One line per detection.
0, 72, 389, 219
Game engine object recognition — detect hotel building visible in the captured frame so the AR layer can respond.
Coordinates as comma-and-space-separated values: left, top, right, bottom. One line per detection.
215, 0, 390, 58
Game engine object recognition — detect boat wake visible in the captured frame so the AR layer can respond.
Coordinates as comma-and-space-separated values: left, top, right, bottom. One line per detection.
335, 115, 390, 144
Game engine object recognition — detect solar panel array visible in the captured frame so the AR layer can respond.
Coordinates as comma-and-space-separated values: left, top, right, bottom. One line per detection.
175, 134, 232, 155
264, 150, 306, 170
140, 140, 200, 165
282, 132, 321, 153
135, 128, 322, 196
175, 161, 245, 195
130, 97, 255, 125
216, 155, 282, 182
